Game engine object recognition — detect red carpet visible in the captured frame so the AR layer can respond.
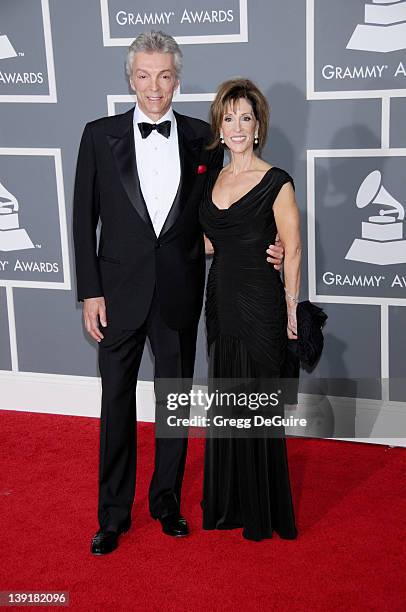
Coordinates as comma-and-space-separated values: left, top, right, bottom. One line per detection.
0, 410, 405, 611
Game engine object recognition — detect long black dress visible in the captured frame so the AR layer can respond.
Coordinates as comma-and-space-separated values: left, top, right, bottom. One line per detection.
199, 166, 298, 541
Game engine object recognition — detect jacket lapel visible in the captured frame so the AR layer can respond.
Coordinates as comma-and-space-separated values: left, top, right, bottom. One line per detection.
106, 109, 155, 235
159, 111, 201, 237
107, 108, 202, 239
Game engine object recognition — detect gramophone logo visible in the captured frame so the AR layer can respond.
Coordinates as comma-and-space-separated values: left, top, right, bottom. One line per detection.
347, 0, 406, 53
307, 0, 406, 98
0, 35, 17, 60
0, 0, 57, 103
345, 170, 406, 265
0, 181, 35, 252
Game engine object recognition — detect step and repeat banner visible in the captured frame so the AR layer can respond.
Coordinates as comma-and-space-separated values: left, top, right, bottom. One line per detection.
0, 0, 405, 425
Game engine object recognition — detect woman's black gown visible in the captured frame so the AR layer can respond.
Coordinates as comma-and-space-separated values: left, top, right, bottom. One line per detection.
199, 166, 298, 541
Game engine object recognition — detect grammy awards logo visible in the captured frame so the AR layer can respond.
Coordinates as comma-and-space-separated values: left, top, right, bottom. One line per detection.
0, 181, 35, 252
345, 170, 406, 265
347, 0, 406, 53
0, 34, 17, 60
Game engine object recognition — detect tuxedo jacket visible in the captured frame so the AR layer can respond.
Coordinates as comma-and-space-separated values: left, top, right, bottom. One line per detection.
73, 108, 223, 330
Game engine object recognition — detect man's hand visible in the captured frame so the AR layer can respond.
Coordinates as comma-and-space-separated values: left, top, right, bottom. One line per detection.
83, 297, 107, 342
204, 234, 214, 255
266, 233, 285, 271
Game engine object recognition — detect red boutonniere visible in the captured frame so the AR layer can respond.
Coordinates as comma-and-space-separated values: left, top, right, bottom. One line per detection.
197, 164, 207, 174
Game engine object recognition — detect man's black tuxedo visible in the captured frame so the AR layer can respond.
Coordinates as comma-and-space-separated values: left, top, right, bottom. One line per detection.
73, 108, 223, 330
73, 107, 223, 529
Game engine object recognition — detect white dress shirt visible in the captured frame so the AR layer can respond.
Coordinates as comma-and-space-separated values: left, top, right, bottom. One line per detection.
133, 105, 181, 236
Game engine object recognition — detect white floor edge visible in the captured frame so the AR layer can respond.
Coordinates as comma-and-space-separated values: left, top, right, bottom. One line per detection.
0, 370, 404, 447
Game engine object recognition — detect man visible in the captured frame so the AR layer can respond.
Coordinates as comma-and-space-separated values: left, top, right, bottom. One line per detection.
73, 30, 283, 555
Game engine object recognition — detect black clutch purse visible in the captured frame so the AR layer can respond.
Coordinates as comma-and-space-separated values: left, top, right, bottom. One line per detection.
295, 300, 328, 368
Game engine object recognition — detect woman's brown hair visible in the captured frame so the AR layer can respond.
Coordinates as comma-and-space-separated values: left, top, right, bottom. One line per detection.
208, 78, 269, 151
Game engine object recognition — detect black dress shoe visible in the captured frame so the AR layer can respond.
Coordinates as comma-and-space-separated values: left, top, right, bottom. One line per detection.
158, 515, 189, 537
90, 518, 131, 555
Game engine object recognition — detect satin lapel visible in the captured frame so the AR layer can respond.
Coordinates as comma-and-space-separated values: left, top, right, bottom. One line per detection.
107, 114, 154, 235
159, 114, 199, 237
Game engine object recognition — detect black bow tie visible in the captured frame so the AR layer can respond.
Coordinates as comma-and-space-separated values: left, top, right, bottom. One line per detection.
138, 120, 171, 139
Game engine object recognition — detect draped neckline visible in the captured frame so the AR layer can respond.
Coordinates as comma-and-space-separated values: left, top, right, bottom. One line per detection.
210, 166, 276, 212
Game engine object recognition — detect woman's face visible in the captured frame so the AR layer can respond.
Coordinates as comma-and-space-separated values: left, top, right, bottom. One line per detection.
221, 97, 258, 154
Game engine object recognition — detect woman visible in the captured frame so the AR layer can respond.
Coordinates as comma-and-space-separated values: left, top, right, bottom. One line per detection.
200, 78, 301, 541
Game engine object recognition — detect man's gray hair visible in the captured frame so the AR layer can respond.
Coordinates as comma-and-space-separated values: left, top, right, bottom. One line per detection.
125, 30, 183, 80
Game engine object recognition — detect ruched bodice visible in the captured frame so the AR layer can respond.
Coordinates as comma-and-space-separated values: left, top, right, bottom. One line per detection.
200, 166, 294, 373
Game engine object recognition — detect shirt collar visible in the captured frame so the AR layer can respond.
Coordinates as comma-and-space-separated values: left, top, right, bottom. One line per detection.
133, 104, 175, 127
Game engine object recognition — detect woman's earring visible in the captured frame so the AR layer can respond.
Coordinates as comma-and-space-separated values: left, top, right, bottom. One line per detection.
220, 132, 224, 144
254, 132, 259, 145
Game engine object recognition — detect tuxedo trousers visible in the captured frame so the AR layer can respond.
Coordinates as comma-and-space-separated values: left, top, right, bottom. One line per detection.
97, 291, 198, 530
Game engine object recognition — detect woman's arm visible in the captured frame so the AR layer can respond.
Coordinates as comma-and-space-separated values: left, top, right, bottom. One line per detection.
272, 182, 301, 339
204, 234, 214, 255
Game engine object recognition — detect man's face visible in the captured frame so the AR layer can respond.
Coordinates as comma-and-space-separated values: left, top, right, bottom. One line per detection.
130, 51, 179, 121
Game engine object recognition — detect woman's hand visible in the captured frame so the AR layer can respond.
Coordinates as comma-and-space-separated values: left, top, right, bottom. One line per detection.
287, 307, 298, 340
272, 181, 301, 341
